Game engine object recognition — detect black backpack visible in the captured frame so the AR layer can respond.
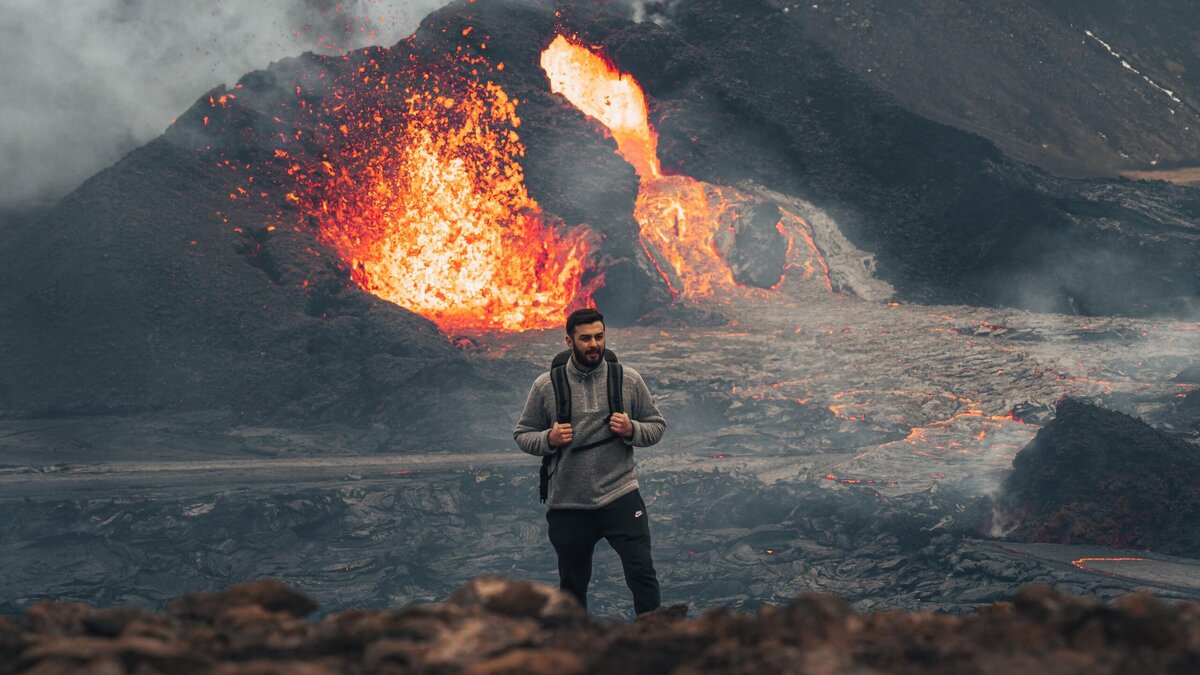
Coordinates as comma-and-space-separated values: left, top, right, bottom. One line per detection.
539, 348, 624, 503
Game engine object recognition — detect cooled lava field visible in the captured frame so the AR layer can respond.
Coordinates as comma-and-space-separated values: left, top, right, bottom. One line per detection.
2, 0, 1199, 625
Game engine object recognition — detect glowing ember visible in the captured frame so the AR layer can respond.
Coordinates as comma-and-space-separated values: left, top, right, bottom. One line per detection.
295, 52, 596, 333
822, 473, 898, 487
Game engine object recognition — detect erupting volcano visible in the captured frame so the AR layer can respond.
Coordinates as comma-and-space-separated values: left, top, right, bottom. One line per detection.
293, 31, 833, 335
291, 52, 597, 333
262, 27, 862, 336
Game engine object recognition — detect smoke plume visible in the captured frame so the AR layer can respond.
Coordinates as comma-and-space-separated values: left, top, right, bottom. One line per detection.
0, 0, 451, 206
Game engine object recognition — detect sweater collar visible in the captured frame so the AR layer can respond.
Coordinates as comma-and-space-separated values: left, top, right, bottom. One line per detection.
567, 355, 606, 383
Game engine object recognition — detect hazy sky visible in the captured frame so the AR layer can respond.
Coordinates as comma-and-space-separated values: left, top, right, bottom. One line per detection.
0, 0, 452, 205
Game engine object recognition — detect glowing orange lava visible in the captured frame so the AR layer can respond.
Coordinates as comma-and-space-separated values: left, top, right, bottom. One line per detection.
297, 52, 596, 333
541, 35, 662, 180
540, 34, 830, 300
1071, 557, 1147, 574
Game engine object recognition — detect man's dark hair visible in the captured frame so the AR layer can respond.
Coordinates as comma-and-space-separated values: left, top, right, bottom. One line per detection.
566, 308, 605, 336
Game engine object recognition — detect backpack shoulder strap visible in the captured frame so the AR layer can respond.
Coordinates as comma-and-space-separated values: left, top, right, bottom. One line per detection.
542, 363, 571, 504
606, 362, 624, 416
550, 364, 571, 424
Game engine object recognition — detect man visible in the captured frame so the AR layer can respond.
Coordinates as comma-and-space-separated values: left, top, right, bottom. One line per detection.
513, 307, 667, 615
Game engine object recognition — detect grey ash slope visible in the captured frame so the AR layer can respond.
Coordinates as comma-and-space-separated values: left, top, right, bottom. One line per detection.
607, 0, 1200, 316
775, 0, 1200, 178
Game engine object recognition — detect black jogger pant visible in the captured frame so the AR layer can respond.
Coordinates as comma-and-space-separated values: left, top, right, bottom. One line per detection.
546, 489, 661, 615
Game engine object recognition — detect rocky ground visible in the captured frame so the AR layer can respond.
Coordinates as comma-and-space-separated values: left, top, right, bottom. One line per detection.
4, 280, 1199, 618
3, 577, 1198, 674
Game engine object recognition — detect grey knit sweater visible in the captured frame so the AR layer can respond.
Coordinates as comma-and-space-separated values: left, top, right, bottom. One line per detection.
513, 358, 666, 509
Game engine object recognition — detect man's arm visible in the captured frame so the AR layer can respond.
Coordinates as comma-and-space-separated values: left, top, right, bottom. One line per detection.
622, 370, 666, 448
514, 378, 555, 457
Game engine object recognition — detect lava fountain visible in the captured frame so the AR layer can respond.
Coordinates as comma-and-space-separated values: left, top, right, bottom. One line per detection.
540, 35, 830, 299
294, 51, 597, 333
540, 35, 662, 181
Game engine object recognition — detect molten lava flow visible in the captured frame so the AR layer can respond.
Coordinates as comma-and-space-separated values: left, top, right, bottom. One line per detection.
296, 53, 595, 333
635, 176, 739, 297
540, 35, 661, 181
1071, 557, 1147, 575
540, 35, 832, 300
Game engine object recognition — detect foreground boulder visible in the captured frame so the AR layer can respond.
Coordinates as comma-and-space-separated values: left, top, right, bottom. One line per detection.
995, 398, 1200, 557
4, 577, 1200, 674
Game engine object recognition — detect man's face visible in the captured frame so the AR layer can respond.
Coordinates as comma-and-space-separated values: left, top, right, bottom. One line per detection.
567, 320, 606, 368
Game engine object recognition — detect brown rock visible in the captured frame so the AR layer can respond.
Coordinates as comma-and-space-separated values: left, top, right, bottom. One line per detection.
81, 607, 155, 638
602, 624, 714, 675
21, 602, 93, 636
7, 574, 1200, 673
361, 606, 540, 671
121, 615, 183, 642
18, 634, 207, 674
1112, 592, 1165, 620
1, 614, 23, 664
362, 637, 422, 671
1013, 585, 1093, 624
313, 603, 469, 658
169, 579, 318, 621
22, 656, 125, 675
635, 603, 689, 627
312, 608, 419, 652
211, 603, 317, 656
464, 647, 586, 675
214, 657, 344, 674
423, 616, 539, 668
772, 592, 853, 645
447, 576, 586, 623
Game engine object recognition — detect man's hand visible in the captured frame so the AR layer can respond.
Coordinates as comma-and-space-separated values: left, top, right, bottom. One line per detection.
609, 412, 634, 440
548, 422, 574, 448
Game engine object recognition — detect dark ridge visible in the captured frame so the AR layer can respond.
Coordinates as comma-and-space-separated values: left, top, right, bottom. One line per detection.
614, 0, 1200, 317
777, 0, 1200, 178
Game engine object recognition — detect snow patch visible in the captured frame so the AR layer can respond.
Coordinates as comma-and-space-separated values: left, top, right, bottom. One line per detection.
1084, 30, 1183, 105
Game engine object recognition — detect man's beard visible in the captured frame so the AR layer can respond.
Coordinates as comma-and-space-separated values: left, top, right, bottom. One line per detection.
572, 343, 602, 370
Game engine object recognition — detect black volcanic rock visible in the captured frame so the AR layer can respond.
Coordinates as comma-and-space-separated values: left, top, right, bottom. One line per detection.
713, 200, 787, 288
996, 398, 1200, 557
605, 0, 1200, 317
1174, 364, 1200, 384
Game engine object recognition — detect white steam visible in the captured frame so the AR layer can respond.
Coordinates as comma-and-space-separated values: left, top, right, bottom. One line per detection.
0, 0, 451, 205
627, 0, 680, 25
